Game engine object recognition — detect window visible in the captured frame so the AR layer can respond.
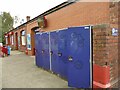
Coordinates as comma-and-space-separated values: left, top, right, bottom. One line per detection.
11, 35, 14, 45
5, 37, 8, 44
21, 30, 26, 45
10, 35, 14, 45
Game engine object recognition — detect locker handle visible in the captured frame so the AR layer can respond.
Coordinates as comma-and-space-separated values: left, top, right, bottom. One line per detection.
58, 52, 62, 57
42, 50, 45, 54
50, 51, 53, 55
68, 56, 73, 61
35, 49, 37, 53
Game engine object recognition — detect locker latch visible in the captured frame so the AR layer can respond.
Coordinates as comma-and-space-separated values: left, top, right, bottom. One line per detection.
58, 52, 62, 57
50, 51, 53, 55
35, 49, 37, 53
42, 50, 45, 54
68, 56, 73, 61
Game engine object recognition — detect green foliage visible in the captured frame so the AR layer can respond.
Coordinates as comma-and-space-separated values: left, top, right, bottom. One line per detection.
0, 15, 2, 43
0, 12, 14, 44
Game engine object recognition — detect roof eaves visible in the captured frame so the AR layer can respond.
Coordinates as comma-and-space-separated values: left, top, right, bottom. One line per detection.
7, 1, 74, 33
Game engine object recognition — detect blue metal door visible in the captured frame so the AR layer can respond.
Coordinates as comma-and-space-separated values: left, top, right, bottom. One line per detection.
41, 33, 50, 70
35, 33, 43, 67
50, 31, 59, 74
67, 26, 91, 88
58, 29, 68, 79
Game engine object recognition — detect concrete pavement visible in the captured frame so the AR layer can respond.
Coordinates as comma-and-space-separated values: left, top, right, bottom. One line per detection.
2, 51, 68, 88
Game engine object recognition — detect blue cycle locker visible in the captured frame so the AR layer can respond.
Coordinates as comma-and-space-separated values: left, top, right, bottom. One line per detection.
35, 33, 43, 67
58, 29, 68, 79
35, 32, 50, 70
67, 26, 92, 88
41, 32, 50, 70
50, 31, 59, 74
35, 26, 92, 88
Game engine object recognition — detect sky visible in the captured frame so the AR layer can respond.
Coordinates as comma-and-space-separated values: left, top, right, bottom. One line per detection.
0, 0, 67, 27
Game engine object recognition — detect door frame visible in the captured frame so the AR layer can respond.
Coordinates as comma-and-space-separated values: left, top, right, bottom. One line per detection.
15, 32, 18, 50
31, 26, 39, 55
90, 26, 93, 88
67, 25, 93, 88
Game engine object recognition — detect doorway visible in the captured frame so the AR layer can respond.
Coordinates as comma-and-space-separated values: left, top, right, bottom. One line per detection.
15, 32, 18, 50
31, 27, 39, 55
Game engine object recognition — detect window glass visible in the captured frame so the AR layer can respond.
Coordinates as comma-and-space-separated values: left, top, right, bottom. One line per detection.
10, 35, 14, 45
21, 36, 26, 45
11, 35, 14, 45
21, 30, 26, 45
22, 31, 25, 36
6, 37, 8, 44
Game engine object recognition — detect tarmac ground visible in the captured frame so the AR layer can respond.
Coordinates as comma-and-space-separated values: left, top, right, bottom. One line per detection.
2, 51, 68, 88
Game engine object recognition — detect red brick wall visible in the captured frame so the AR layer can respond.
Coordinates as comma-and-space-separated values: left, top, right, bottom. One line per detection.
93, 2, 120, 88
13, 26, 27, 52
109, 2, 119, 88
25, 2, 110, 32
118, 2, 120, 88
5, 2, 120, 88
31, 2, 109, 55
26, 21, 38, 55
6, 2, 112, 63
43, 2, 109, 31
11, 2, 110, 55
93, 24, 110, 66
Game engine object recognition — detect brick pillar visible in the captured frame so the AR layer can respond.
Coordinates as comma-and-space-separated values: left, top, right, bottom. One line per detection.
93, 2, 120, 88
109, 2, 119, 88
93, 24, 111, 88
93, 24, 109, 66
118, 1, 120, 88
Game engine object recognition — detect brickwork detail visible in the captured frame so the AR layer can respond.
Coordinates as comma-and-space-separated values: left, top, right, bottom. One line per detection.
109, 2, 120, 88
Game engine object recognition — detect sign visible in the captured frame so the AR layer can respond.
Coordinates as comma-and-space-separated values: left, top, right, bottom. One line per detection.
37, 16, 47, 28
27, 34, 31, 50
112, 28, 118, 36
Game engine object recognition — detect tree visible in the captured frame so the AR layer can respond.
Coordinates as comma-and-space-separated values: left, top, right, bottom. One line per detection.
0, 12, 14, 44
14, 16, 24, 26
0, 15, 2, 43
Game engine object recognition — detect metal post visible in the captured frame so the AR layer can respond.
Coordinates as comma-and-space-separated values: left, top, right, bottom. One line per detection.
49, 32, 52, 71
90, 26, 93, 88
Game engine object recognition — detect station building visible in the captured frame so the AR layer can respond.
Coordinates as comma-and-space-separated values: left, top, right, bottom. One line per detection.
5, 1, 111, 55
4, 1, 120, 88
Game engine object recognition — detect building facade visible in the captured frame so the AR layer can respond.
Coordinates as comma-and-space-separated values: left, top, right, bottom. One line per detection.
4, 1, 120, 88
5, 2, 110, 55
